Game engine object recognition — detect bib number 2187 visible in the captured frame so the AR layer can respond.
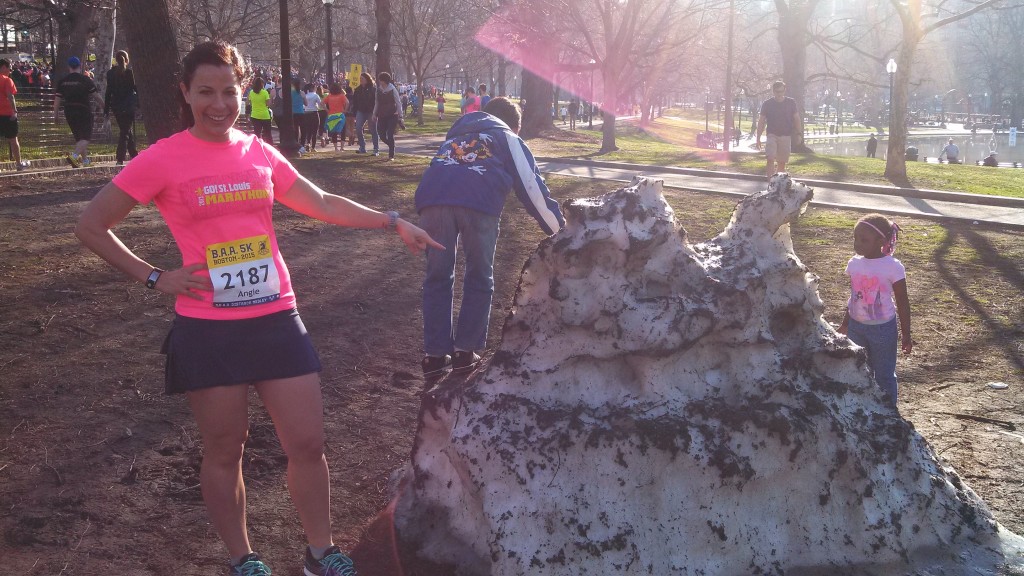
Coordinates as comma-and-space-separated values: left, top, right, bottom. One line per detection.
206, 235, 281, 308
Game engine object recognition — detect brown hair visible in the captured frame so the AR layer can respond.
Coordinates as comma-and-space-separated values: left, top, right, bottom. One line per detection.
483, 96, 520, 131
377, 71, 392, 84
360, 72, 374, 88
178, 41, 250, 129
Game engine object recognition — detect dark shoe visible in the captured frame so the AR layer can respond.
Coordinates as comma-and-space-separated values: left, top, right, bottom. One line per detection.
452, 351, 481, 373
303, 545, 356, 576
229, 552, 272, 576
422, 355, 451, 380
356, 149, 366, 154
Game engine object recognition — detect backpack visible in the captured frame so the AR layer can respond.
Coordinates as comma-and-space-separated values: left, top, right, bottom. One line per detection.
377, 87, 398, 117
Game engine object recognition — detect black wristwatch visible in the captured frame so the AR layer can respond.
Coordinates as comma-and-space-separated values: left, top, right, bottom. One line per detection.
384, 210, 399, 232
145, 268, 163, 289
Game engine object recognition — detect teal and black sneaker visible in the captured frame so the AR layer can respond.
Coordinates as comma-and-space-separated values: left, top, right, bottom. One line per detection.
230, 552, 272, 576
303, 545, 356, 576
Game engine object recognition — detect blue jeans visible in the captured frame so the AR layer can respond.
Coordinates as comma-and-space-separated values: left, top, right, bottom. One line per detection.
847, 317, 899, 407
421, 206, 500, 357
355, 111, 378, 153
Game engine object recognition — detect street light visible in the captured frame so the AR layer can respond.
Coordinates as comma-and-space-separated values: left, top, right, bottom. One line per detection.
835, 90, 842, 134
589, 59, 596, 129
444, 63, 449, 94
322, 0, 334, 82
886, 58, 897, 133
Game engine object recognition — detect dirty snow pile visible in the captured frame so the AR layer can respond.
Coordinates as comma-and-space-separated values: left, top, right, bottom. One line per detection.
388, 175, 1024, 574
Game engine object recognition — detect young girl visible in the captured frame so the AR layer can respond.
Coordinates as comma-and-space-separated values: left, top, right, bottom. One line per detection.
75, 40, 440, 576
838, 213, 912, 408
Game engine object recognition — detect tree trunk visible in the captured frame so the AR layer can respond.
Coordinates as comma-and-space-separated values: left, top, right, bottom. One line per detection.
375, 0, 392, 74
120, 0, 182, 142
775, 0, 820, 152
883, 42, 917, 182
497, 57, 507, 97
54, 2, 97, 79
520, 69, 554, 139
92, 6, 117, 97
600, 65, 619, 153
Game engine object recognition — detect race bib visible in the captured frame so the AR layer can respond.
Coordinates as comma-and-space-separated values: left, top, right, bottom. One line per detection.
206, 235, 281, 308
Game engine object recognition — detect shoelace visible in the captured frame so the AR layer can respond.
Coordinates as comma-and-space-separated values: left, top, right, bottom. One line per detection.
318, 551, 356, 576
235, 559, 272, 576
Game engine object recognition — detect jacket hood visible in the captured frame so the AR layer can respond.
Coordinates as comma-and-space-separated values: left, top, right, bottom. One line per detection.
447, 112, 513, 139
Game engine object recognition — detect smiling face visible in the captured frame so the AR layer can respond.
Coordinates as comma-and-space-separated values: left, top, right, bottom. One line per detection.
180, 63, 241, 142
853, 222, 885, 258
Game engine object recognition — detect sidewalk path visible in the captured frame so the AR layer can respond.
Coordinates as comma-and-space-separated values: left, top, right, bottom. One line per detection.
535, 159, 1024, 228
6, 134, 1023, 229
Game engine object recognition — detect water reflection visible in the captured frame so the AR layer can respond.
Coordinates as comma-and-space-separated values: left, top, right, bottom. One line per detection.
806, 134, 1023, 164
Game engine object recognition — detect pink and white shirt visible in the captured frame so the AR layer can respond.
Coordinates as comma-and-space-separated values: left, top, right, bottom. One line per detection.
114, 129, 300, 320
845, 255, 906, 324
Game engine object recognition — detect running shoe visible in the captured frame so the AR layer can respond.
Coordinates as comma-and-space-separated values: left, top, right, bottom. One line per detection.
66, 153, 82, 168
452, 351, 481, 373
16, 161, 30, 171
229, 553, 272, 576
82, 158, 91, 167
303, 545, 356, 576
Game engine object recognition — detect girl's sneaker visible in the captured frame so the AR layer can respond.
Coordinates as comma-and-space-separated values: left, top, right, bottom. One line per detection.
303, 545, 356, 576
229, 552, 272, 576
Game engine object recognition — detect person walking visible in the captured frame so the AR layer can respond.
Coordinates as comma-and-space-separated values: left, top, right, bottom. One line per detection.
104, 50, 140, 165
55, 56, 103, 167
866, 133, 877, 158
373, 71, 404, 161
0, 58, 30, 171
754, 80, 800, 177
247, 77, 273, 145
322, 82, 348, 151
352, 73, 378, 155
75, 40, 441, 576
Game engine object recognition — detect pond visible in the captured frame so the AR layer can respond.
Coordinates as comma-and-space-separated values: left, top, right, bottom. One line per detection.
805, 133, 1023, 164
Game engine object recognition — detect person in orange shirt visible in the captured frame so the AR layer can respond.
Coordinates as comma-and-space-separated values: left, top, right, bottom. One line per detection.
322, 82, 349, 151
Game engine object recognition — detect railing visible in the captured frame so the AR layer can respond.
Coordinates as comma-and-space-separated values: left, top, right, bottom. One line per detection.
5, 86, 255, 160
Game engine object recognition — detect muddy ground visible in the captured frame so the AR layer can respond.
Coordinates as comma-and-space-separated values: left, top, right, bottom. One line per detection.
1, 155, 1021, 575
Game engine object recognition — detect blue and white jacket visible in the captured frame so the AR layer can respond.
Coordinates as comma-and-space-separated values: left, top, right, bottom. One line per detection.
414, 112, 564, 235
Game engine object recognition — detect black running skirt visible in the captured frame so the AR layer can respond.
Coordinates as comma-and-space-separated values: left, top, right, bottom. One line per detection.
161, 308, 321, 395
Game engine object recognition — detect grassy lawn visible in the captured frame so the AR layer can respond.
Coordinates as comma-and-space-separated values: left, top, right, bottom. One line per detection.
527, 116, 1024, 199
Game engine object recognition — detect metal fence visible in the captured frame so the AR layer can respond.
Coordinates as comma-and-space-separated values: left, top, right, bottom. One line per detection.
6, 86, 255, 160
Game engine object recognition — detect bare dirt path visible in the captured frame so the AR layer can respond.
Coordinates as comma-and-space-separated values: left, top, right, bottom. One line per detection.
1, 156, 1021, 575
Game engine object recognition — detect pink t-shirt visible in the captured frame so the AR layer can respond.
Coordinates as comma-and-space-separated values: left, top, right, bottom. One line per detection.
845, 255, 906, 325
114, 129, 300, 320
464, 95, 480, 113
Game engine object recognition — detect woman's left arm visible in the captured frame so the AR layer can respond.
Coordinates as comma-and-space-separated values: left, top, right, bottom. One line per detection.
276, 175, 443, 254
893, 279, 912, 354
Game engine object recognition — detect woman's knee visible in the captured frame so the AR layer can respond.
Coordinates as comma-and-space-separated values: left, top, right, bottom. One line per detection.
201, 428, 248, 466
280, 428, 325, 464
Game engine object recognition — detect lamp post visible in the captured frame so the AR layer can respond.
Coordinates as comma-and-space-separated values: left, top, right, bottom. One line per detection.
444, 64, 449, 94
705, 87, 710, 132
459, 68, 464, 92
835, 91, 842, 134
589, 59, 596, 129
886, 58, 897, 134
322, 0, 334, 82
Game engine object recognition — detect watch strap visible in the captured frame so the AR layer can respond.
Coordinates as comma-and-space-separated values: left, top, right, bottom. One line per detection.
384, 210, 399, 231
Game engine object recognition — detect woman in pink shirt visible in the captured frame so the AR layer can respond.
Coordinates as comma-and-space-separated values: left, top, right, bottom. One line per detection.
75, 41, 440, 576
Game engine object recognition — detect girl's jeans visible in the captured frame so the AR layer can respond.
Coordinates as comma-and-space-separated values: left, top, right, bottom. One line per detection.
847, 316, 899, 408
355, 111, 379, 153
420, 206, 500, 357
